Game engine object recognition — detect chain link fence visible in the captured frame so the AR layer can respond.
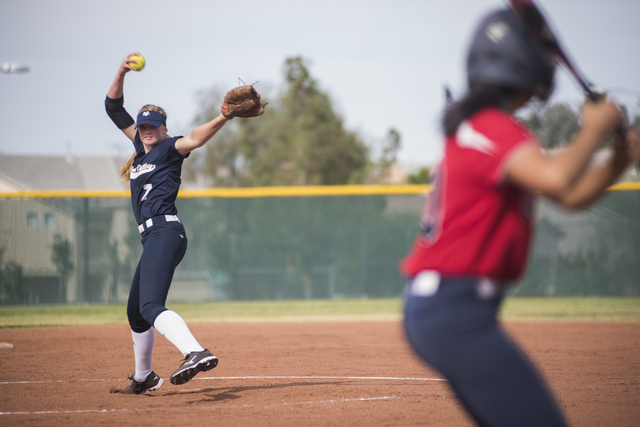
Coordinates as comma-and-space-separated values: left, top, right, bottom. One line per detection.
1, 187, 638, 305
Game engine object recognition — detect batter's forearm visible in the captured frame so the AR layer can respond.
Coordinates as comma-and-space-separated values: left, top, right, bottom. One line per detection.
554, 152, 629, 208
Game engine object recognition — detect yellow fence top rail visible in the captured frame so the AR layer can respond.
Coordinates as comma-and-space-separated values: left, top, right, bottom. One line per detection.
0, 182, 638, 199
0, 185, 431, 198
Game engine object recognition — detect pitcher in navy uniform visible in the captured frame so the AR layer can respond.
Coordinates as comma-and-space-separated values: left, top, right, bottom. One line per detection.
401, 9, 640, 427
105, 53, 250, 394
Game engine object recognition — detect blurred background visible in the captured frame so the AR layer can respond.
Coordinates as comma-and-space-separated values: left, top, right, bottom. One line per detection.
1, 0, 639, 306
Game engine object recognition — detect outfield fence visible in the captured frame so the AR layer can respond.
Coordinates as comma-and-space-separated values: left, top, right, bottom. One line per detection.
0, 184, 639, 305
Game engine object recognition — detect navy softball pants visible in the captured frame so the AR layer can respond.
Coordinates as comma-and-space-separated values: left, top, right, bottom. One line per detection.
127, 222, 188, 333
404, 273, 566, 427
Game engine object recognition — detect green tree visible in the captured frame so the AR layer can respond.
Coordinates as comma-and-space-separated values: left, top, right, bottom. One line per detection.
246, 56, 370, 185
189, 56, 400, 187
521, 102, 580, 148
0, 248, 26, 305
407, 166, 431, 184
51, 234, 74, 303
184, 86, 253, 187
367, 127, 402, 183
521, 100, 640, 150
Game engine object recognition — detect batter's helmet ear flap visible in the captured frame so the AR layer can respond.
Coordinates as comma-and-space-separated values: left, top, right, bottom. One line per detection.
466, 8, 556, 101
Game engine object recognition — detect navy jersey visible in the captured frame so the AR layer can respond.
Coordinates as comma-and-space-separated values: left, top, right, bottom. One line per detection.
129, 134, 189, 224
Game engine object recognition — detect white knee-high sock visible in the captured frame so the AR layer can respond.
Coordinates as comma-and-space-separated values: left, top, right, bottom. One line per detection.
153, 310, 205, 356
131, 328, 155, 381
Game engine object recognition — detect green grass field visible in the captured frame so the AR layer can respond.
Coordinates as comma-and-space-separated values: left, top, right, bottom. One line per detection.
0, 297, 639, 328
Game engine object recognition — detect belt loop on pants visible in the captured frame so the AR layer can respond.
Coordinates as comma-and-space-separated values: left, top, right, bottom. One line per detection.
138, 214, 181, 234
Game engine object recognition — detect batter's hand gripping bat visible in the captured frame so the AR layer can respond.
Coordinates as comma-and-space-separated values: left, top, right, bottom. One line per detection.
509, 0, 638, 168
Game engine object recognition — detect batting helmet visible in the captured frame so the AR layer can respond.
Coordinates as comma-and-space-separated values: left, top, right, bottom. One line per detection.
466, 8, 556, 100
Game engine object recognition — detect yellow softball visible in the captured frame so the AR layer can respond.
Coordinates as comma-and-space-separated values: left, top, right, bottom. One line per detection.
128, 54, 145, 71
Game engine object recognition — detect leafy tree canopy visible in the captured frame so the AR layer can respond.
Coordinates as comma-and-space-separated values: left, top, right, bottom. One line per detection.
520, 100, 640, 149
186, 56, 400, 187
407, 166, 431, 185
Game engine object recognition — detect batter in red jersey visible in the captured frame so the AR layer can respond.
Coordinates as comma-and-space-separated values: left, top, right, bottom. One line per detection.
403, 107, 537, 281
401, 7, 640, 427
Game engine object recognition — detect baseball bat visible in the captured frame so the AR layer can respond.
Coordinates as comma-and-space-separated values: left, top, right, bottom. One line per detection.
507, 0, 602, 101
509, 0, 635, 167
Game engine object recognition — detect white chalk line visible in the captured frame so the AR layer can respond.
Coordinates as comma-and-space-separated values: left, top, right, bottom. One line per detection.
0, 375, 447, 385
0, 395, 404, 416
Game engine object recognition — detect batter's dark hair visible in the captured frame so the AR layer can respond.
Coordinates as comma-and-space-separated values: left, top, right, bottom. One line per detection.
442, 84, 514, 136
119, 105, 170, 182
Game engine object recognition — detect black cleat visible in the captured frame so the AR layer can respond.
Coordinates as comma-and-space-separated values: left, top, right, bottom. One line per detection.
124, 371, 163, 394
169, 349, 218, 385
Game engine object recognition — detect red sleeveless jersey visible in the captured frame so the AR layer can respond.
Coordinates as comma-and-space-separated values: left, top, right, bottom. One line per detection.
401, 107, 538, 281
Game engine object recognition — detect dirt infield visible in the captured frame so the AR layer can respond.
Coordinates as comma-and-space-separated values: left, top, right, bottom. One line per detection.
0, 320, 638, 426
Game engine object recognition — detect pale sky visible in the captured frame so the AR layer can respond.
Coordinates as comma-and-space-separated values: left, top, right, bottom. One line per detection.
1, 0, 639, 167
